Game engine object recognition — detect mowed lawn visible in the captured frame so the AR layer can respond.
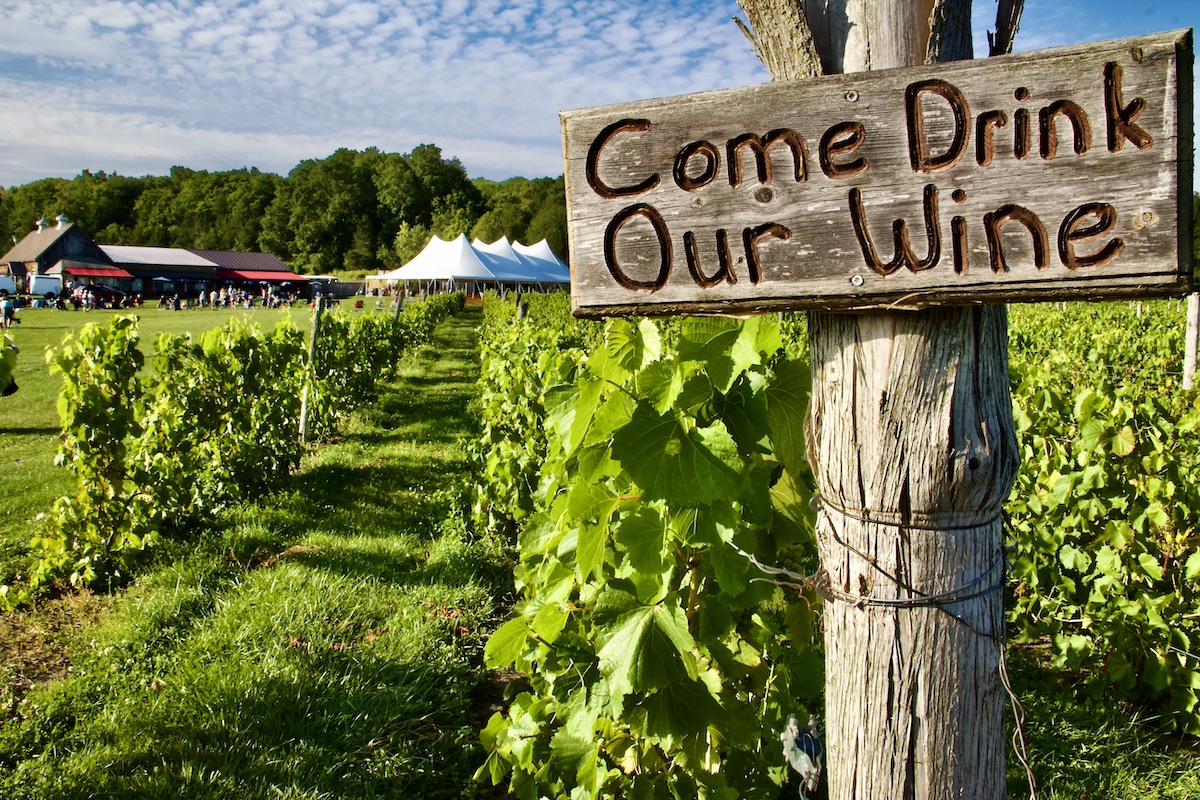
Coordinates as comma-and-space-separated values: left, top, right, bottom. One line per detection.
0, 305, 507, 798
0, 304, 312, 585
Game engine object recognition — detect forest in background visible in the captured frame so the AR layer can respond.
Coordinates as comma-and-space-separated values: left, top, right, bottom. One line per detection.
0, 145, 568, 277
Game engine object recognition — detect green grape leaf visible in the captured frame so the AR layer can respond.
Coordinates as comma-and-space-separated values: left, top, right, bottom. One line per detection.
1111, 425, 1137, 457
705, 541, 757, 602
566, 478, 619, 523
742, 313, 784, 360
784, 598, 815, 644
770, 467, 815, 546
546, 379, 604, 457
1079, 418, 1109, 453
715, 372, 769, 456
1073, 387, 1101, 424
597, 598, 696, 701
577, 521, 605, 578
592, 580, 642, 623
1102, 520, 1135, 550
605, 318, 662, 377
677, 318, 743, 393
485, 616, 531, 668
1058, 544, 1091, 573
1137, 553, 1164, 582
765, 359, 811, 475
611, 404, 742, 504
630, 678, 726, 741
614, 506, 671, 575
531, 602, 569, 644
1185, 552, 1200, 583
549, 728, 601, 792
584, 390, 635, 447
638, 360, 689, 416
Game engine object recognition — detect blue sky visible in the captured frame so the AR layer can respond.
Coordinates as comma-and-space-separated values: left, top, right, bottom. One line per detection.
0, 0, 1194, 187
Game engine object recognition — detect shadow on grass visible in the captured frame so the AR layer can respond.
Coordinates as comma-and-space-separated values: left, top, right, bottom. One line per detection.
0, 308, 497, 800
1005, 646, 1200, 798
21, 654, 483, 800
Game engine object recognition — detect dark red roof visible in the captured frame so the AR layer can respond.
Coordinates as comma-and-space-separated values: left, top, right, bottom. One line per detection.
189, 249, 293, 272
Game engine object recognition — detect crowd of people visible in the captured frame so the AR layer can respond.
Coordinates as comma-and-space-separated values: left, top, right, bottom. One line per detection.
7, 281, 326, 316
153, 285, 306, 310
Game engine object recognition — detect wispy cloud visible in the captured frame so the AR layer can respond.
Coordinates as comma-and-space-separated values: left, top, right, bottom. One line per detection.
0, 1, 1194, 187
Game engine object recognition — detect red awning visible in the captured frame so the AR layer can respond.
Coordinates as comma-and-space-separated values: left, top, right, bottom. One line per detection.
217, 269, 304, 282
65, 267, 134, 278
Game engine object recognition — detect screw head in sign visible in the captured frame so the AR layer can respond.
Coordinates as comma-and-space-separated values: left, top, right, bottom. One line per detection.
845, 90, 859, 102
850, 275, 865, 287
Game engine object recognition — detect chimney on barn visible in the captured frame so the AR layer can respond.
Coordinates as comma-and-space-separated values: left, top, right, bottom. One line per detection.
55, 213, 69, 229
35, 218, 48, 233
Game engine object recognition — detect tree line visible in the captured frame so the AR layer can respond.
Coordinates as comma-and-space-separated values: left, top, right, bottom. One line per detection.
0, 145, 568, 276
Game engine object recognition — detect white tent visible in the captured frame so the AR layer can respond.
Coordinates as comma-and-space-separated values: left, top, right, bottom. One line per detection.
371, 234, 569, 293
379, 234, 494, 282
513, 240, 571, 283
473, 236, 570, 285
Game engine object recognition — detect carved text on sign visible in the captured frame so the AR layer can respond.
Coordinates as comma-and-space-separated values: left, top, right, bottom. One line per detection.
586, 62, 1150, 291
561, 31, 1191, 314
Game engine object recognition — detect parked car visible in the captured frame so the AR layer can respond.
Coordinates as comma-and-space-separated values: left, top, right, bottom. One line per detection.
0, 276, 16, 296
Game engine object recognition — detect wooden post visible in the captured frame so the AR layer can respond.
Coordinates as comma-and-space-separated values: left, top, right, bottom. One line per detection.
299, 294, 327, 443
737, 2, 1019, 798
1186, 292, 1199, 389
393, 286, 405, 323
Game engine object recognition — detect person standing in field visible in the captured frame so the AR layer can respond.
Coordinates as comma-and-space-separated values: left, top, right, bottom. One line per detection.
0, 294, 14, 328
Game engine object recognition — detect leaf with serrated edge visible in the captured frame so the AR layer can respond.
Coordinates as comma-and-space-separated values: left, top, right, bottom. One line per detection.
612, 404, 742, 504
597, 599, 695, 701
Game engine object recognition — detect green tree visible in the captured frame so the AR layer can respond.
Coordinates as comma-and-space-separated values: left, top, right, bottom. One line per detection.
524, 177, 569, 262
393, 222, 432, 264
259, 149, 383, 272
0, 177, 69, 243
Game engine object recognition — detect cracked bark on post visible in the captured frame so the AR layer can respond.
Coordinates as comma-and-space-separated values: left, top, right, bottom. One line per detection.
734, 1, 1019, 798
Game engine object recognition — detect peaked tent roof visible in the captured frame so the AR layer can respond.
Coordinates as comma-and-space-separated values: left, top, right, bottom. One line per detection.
377, 234, 569, 285
512, 240, 571, 282
381, 234, 498, 282
472, 237, 539, 283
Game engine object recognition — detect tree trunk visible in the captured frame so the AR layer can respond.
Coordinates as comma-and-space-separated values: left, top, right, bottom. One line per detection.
736, 2, 1020, 798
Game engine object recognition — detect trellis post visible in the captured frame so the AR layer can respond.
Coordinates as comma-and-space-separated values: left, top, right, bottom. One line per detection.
736, 2, 1016, 796
559, 0, 1191, 795
299, 294, 327, 443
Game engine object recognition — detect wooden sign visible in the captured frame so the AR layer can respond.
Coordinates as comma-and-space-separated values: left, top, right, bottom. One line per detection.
561, 30, 1193, 317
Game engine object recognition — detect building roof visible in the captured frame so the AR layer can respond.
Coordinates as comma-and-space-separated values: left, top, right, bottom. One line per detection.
101, 245, 219, 267
189, 249, 293, 272
1, 221, 81, 264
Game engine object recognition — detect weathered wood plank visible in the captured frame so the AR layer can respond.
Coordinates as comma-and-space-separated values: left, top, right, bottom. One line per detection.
562, 29, 1193, 317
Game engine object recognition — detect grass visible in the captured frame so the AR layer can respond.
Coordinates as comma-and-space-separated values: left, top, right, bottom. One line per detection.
1005, 648, 1200, 799
1, 304, 1198, 797
0, 305, 507, 798
0, 305, 312, 585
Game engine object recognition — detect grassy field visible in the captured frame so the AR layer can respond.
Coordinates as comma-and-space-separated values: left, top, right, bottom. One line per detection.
0, 306, 507, 798
0, 304, 1197, 797
0, 305, 312, 585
